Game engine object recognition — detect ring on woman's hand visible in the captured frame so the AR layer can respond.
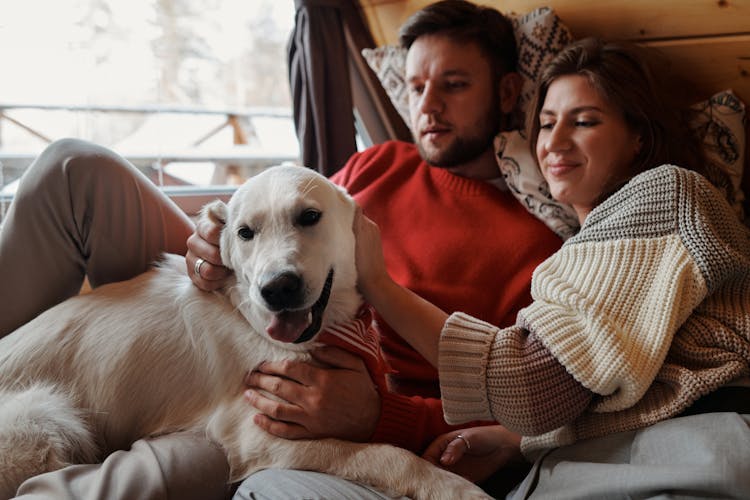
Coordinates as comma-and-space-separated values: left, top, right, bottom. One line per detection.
453, 434, 471, 450
194, 258, 206, 278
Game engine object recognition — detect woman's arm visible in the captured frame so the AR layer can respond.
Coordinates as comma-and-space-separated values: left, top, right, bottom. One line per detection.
354, 208, 446, 367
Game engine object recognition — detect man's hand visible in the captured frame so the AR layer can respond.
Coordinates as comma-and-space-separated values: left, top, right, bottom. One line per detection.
244, 345, 381, 441
422, 425, 524, 484
186, 216, 232, 291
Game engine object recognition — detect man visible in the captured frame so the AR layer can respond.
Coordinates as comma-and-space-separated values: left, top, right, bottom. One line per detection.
187, 1, 562, 497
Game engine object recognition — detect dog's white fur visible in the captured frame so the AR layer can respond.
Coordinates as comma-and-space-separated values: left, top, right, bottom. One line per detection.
0, 165, 489, 499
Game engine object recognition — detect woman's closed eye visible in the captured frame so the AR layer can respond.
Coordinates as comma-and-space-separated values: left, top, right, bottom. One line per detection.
575, 119, 600, 128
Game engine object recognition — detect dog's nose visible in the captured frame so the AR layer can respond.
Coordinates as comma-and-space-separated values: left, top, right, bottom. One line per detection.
261, 271, 304, 310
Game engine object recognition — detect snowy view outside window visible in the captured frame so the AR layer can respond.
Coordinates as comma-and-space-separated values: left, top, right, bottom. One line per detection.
0, 0, 298, 217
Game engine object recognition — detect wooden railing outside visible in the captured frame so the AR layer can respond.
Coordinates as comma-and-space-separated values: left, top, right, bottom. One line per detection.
0, 103, 299, 218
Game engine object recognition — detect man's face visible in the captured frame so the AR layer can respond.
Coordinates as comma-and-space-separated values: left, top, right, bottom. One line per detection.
405, 34, 500, 168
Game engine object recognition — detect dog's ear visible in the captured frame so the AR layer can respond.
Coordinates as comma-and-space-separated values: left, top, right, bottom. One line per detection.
333, 184, 357, 230
202, 200, 228, 226
332, 183, 356, 212
202, 200, 236, 272
202, 199, 236, 272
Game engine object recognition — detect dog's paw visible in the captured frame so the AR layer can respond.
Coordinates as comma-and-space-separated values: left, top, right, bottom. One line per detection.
413, 468, 493, 500
374, 447, 493, 500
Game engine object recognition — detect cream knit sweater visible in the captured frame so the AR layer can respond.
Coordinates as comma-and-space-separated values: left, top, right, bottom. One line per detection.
438, 165, 750, 456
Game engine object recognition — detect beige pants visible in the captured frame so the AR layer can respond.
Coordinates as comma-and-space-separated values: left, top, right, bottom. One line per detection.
0, 139, 231, 499
16, 433, 231, 500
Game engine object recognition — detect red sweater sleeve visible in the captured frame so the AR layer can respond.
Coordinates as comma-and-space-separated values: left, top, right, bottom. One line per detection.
371, 390, 494, 453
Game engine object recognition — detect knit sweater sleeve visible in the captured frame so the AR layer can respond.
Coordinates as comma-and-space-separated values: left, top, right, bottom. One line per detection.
439, 313, 593, 435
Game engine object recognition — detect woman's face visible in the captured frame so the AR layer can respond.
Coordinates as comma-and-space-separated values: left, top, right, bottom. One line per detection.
536, 74, 642, 222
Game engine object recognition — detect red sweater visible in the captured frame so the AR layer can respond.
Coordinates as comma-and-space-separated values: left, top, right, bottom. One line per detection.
331, 141, 562, 452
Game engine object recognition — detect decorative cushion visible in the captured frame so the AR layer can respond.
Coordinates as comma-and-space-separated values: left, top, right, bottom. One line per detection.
689, 90, 747, 218
495, 130, 580, 239
512, 7, 573, 117
361, 45, 410, 127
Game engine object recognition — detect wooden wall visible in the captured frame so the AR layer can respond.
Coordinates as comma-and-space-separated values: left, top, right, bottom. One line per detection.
360, 0, 750, 105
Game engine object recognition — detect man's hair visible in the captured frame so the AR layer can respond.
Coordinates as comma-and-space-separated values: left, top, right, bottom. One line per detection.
527, 37, 710, 179
398, 0, 518, 78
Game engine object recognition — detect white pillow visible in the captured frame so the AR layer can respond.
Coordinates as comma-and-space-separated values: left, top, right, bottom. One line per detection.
495, 130, 580, 239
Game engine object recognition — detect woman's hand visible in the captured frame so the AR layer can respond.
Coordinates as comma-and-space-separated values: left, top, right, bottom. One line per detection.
422, 425, 524, 484
353, 205, 448, 366
353, 206, 392, 303
186, 215, 232, 291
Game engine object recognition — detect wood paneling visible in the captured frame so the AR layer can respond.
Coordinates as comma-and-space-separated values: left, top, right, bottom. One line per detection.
644, 35, 750, 102
362, 1, 750, 45
360, 0, 750, 104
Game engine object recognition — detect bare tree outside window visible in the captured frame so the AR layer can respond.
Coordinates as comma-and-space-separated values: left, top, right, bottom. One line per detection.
0, 0, 298, 218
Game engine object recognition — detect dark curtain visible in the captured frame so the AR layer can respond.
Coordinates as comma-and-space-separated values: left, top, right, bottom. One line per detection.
288, 0, 410, 176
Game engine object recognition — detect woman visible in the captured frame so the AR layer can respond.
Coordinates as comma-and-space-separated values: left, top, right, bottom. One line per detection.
355, 37, 750, 498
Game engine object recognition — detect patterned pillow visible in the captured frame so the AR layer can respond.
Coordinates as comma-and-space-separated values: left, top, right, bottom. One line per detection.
512, 7, 573, 116
689, 90, 747, 218
361, 6, 572, 129
361, 45, 410, 127
495, 130, 580, 239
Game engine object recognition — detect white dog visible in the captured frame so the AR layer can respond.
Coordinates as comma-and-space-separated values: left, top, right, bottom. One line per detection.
0, 165, 489, 499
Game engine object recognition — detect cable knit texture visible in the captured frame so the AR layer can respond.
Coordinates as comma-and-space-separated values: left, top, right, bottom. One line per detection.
439, 165, 750, 456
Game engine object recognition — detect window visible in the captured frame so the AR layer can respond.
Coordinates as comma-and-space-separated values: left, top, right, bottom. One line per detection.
0, 0, 298, 219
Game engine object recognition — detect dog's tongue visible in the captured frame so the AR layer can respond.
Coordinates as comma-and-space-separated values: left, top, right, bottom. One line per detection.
267, 309, 312, 343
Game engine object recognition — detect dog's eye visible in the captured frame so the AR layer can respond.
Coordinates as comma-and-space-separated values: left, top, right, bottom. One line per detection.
298, 209, 321, 227
237, 226, 254, 241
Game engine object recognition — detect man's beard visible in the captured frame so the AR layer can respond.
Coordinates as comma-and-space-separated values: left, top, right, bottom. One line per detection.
417, 109, 501, 168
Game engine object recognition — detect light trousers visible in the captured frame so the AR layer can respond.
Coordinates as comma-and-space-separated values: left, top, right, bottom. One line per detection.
236, 413, 750, 500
